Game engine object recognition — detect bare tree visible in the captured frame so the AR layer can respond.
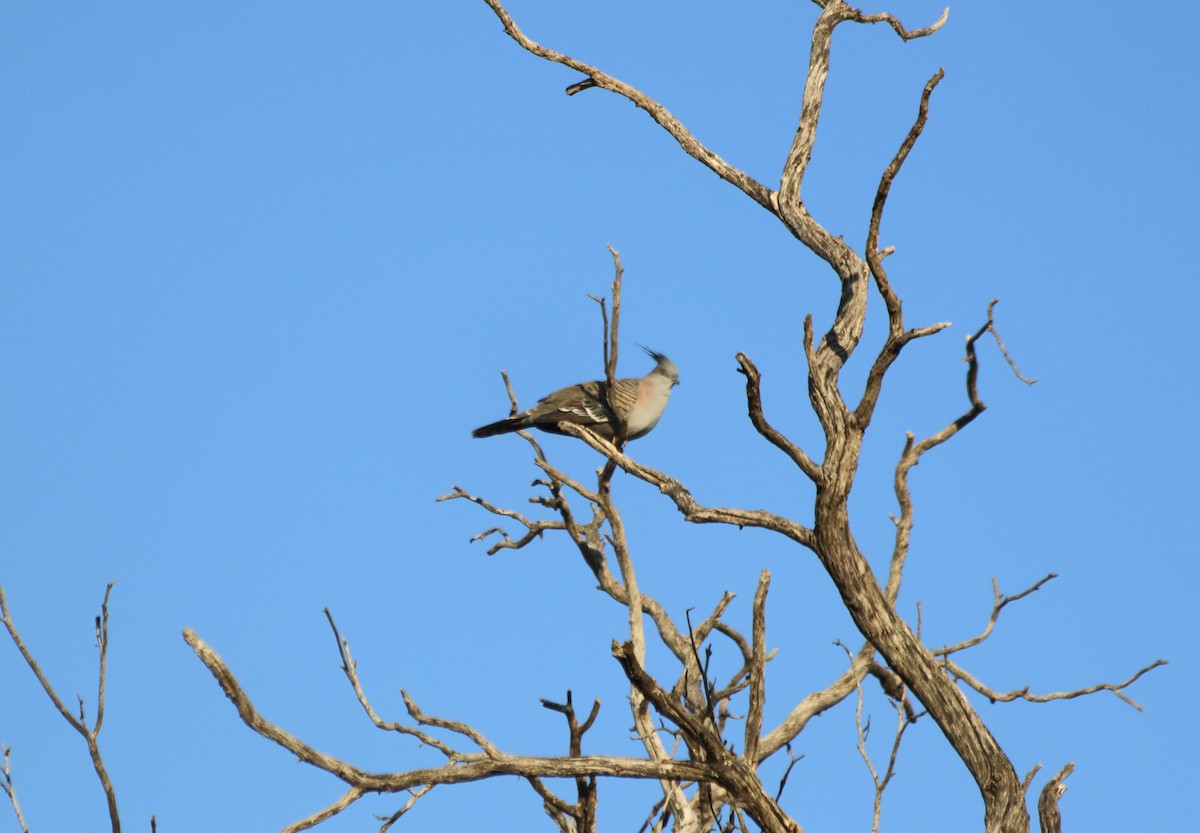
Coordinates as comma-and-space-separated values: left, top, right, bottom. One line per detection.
2, 3, 1164, 833
178, 3, 1162, 832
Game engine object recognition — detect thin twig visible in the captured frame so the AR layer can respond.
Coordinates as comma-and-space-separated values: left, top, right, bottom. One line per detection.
323, 609, 462, 759
935, 575, 1058, 656
402, 689, 502, 758
184, 627, 715, 792
437, 485, 567, 555
0, 583, 122, 833
773, 744, 803, 803
944, 658, 1166, 711
605, 245, 622, 387
558, 423, 819, 552
848, 6, 949, 40
482, 0, 774, 212
684, 609, 718, 729
501, 369, 520, 416
379, 785, 435, 833
595, 245, 625, 457
988, 307, 1038, 384
837, 640, 915, 833
279, 787, 367, 833
866, 68, 944, 330
1, 745, 30, 833
736, 353, 822, 484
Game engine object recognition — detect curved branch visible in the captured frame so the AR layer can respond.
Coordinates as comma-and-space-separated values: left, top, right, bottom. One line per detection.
482, 0, 774, 212
943, 658, 1167, 711
184, 628, 376, 785
855, 69, 947, 429
892, 300, 1034, 486
780, 2, 853, 205
935, 575, 1059, 657
1036, 763, 1073, 833
437, 485, 567, 555
845, 5, 949, 41
736, 353, 823, 484
559, 423, 818, 552
757, 640, 874, 760
893, 301, 998, 488
866, 68, 944, 323
184, 628, 717, 793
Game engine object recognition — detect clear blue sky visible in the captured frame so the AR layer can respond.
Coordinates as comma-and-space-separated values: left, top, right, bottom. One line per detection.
1, 2, 1193, 831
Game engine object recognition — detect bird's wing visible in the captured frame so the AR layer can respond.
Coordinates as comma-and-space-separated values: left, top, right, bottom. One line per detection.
544, 381, 611, 424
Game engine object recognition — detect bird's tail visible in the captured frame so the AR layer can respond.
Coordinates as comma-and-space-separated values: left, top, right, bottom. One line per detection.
471, 417, 524, 438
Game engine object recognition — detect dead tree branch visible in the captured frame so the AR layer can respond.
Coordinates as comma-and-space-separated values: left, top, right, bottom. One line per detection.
377, 785, 436, 833
612, 641, 801, 833
559, 423, 819, 552
858, 68, 950, 427
171, 3, 1163, 831
183, 626, 719, 828
533, 692, 603, 833
936, 575, 1060, 656
743, 572, 770, 766
436, 485, 569, 555
943, 658, 1167, 711
0, 583, 122, 833
838, 641, 919, 833
736, 354, 823, 484
481, 1, 774, 212
1, 745, 30, 833
844, 4, 950, 41
1036, 763, 1074, 833
279, 788, 367, 833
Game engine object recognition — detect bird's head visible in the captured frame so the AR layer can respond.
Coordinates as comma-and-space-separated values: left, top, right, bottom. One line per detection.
641, 345, 680, 387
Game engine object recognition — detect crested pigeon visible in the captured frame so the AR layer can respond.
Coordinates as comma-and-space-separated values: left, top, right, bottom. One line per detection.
473, 348, 680, 442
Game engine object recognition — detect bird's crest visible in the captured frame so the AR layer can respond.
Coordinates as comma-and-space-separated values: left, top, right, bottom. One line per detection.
639, 344, 680, 386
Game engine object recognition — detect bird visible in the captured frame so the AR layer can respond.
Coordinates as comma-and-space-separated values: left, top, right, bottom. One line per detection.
473, 347, 679, 442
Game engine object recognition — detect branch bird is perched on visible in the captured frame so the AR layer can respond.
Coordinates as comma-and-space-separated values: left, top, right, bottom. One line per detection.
473, 348, 680, 442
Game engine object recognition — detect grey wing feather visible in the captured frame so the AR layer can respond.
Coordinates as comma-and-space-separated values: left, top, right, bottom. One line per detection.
531, 381, 612, 426
558, 381, 611, 423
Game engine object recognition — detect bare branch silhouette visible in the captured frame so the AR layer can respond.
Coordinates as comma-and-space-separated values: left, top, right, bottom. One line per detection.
1, 745, 30, 833
0, 582, 122, 833
170, 3, 1165, 831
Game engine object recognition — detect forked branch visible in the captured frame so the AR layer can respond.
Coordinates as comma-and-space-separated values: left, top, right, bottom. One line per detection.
838, 640, 920, 833
0, 583, 122, 833
437, 485, 568, 555
184, 624, 719, 830
560, 423, 819, 552
943, 658, 1167, 711
936, 575, 1059, 656
533, 692, 603, 833
886, 300, 1034, 590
